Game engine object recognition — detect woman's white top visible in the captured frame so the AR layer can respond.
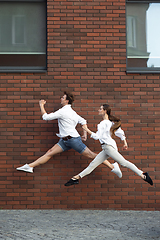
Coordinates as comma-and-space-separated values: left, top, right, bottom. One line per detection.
91, 119, 126, 151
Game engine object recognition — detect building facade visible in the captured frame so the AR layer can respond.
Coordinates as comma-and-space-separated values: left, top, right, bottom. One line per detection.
0, 0, 159, 210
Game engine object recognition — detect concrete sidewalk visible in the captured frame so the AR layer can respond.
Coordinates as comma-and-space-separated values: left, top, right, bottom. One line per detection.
0, 210, 159, 240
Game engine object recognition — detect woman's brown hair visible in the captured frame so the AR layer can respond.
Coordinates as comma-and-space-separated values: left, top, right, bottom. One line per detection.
102, 104, 121, 137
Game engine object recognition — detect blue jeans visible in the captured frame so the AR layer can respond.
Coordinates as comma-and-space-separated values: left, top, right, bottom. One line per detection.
57, 136, 86, 154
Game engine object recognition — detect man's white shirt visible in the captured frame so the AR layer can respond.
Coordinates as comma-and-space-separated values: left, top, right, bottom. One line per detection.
42, 104, 86, 138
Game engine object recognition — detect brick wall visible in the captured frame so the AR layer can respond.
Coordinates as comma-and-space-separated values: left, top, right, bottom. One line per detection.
0, 0, 159, 210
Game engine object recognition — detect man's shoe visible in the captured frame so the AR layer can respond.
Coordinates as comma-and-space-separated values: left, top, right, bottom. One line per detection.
16, 164, 33, 173
111, 162, 122, 178
64, 178, 79, 186
143, 172, 153, 186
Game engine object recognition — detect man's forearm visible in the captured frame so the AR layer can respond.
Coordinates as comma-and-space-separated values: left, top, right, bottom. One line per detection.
83, 129, 87, 138
82, 124, 92, 135
39, 100, 47, 116
40, 105, 46, 116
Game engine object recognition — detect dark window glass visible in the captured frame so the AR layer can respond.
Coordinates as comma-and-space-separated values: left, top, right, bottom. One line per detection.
0, 0, 46, 72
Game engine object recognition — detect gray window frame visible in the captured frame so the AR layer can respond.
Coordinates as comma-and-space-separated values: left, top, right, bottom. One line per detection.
126, 0, 160, 73
0, 0, 47, 73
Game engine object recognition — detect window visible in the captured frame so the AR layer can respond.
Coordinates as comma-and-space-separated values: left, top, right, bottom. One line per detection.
12, 15, 26, 45
0, 0, 46, 72
126, 0, 160, 73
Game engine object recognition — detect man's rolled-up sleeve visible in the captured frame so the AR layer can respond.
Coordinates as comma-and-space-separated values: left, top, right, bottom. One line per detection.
77, 115, 87, 125
42, 109, 61, 121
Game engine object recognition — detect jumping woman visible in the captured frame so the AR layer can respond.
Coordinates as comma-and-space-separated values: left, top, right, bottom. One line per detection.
65, 104, 153, 186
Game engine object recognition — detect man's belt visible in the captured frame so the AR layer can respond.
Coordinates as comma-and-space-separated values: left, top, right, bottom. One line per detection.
62, 135, 72, 141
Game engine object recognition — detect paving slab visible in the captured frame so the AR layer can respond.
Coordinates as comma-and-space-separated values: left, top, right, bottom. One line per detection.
0, 210, 159, 240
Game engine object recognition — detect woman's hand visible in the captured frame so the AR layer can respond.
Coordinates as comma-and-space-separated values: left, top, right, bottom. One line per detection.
122, 144, 128, 150
122, 139, 128, 150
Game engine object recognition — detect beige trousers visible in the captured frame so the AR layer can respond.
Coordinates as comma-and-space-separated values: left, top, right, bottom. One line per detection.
79, 144, 143, 178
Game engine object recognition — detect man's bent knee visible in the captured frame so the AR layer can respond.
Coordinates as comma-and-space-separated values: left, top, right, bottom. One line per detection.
46, 144, 63, 157
46, 148, 54, 157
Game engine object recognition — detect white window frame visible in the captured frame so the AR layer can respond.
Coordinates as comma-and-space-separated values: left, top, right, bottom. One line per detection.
127, 16, 136, 48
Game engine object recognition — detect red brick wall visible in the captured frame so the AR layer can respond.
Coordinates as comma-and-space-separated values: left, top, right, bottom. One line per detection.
0, 0, 159, 210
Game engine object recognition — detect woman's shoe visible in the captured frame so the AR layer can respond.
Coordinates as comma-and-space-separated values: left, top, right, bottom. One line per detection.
111, 162, 122, 178
64, 178, 79, 186
143, 172, 153, 186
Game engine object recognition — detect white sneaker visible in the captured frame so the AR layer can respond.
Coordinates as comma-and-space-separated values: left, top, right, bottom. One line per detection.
111, 162, 122, 178
16, 164, 33, 173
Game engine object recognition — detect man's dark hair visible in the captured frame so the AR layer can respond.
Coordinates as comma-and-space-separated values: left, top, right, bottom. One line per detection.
64, 91, 75, 104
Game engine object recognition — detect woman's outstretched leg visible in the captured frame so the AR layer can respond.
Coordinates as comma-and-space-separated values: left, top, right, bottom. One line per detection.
64, 150, 122, 186
103, 145, 153, 185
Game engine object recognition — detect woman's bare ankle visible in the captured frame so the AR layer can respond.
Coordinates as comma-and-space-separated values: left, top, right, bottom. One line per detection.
72, 175, 80, 180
